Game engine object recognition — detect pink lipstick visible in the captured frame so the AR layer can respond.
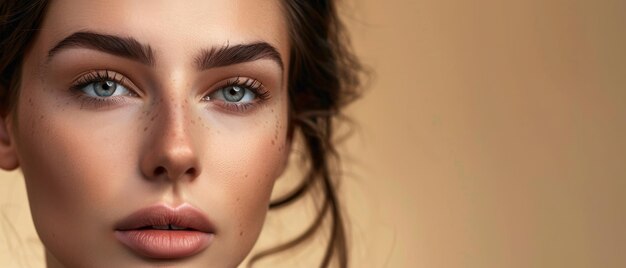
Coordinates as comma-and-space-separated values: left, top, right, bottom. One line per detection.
114, 204, 215, 259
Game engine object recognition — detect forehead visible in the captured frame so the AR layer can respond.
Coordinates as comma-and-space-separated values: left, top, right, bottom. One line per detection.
38, 0, 289, 64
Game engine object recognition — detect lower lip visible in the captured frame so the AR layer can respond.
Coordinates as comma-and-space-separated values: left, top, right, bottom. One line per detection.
115, 230, 214, 259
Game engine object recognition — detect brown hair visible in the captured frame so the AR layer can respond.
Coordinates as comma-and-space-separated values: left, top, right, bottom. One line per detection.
0, 0, 364, 267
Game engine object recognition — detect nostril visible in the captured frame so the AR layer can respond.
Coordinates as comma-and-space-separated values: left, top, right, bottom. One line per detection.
187, 167, 197, 176
152, 166, 197, 180
154, 166, 167, 176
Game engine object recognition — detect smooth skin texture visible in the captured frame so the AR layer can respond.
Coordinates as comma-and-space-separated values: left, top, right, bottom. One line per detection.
0, 0, 291, 267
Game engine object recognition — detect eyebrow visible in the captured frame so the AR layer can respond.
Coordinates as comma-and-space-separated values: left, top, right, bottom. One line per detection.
47, 31, 283, 71
195, 42, 284, 71
47, 31, 155, 65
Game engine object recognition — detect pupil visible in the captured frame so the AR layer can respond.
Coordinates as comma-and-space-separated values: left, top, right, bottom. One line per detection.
94, 80, 117, 97
223, 86, 244, 102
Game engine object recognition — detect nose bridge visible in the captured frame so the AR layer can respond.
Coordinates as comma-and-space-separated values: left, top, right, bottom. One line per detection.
159, 95, 190, 138
140, 91, 200, 183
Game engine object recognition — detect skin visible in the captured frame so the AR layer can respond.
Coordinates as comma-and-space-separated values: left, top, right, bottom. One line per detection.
0, 0, 291, 267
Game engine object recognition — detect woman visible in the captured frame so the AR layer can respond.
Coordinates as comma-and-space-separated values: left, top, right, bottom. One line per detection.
0, 0, 362, 267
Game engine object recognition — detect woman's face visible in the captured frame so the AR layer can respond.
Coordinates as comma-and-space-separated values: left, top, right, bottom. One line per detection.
3, 0, 290, 267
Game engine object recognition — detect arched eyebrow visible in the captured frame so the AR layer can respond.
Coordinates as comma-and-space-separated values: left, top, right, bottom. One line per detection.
47, 31, 284, 72
47, 31, 155, 65
194, 43, 284, 71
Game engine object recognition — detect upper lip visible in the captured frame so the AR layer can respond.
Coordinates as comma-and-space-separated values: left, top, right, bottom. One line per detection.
114, 204, 215, 233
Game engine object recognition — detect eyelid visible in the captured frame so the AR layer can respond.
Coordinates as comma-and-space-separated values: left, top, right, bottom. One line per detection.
70, 69, 141, 97
204, 77, 269, 101
202, 76, 271, 113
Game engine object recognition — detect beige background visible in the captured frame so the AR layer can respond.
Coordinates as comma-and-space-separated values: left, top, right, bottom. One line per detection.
2, 0, 626, 267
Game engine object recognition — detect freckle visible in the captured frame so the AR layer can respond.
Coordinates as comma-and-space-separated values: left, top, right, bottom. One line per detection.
245, 174, 248, 178
271, 139, 275, 145
143, 127, 148, 132
236, 197, 240, 202
240, 231, 244, 236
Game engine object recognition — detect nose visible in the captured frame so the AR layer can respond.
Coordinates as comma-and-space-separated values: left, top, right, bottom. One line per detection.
140, 99, 201, 183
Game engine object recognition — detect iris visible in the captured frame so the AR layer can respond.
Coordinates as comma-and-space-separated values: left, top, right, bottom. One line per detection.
92, 80, 117, 97
223, 85, 245, 102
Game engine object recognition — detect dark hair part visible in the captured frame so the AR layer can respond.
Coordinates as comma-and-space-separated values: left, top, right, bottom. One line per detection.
250, 1, 363, 267
0, 0, 364, 267
0, 0, 48, 116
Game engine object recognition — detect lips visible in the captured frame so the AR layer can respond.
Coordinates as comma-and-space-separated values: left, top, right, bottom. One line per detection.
114, 204, 215, 259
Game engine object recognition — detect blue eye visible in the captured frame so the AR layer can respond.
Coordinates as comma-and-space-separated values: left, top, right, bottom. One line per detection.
201, 77, 271, 113
212, 85, 257, 103
81, 80, 131, 97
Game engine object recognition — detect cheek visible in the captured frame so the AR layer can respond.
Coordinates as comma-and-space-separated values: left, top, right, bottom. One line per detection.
14, 85, 148, 257
193, 105, 290, 251
17, 98, 136, 210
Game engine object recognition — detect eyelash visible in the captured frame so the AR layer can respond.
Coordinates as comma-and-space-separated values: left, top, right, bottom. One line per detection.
207, 77, 271, 113
69, 70, 271, 112
69, 70, 136, 109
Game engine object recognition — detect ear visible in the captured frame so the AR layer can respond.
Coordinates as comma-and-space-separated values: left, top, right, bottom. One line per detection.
0, 95, 19, 171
